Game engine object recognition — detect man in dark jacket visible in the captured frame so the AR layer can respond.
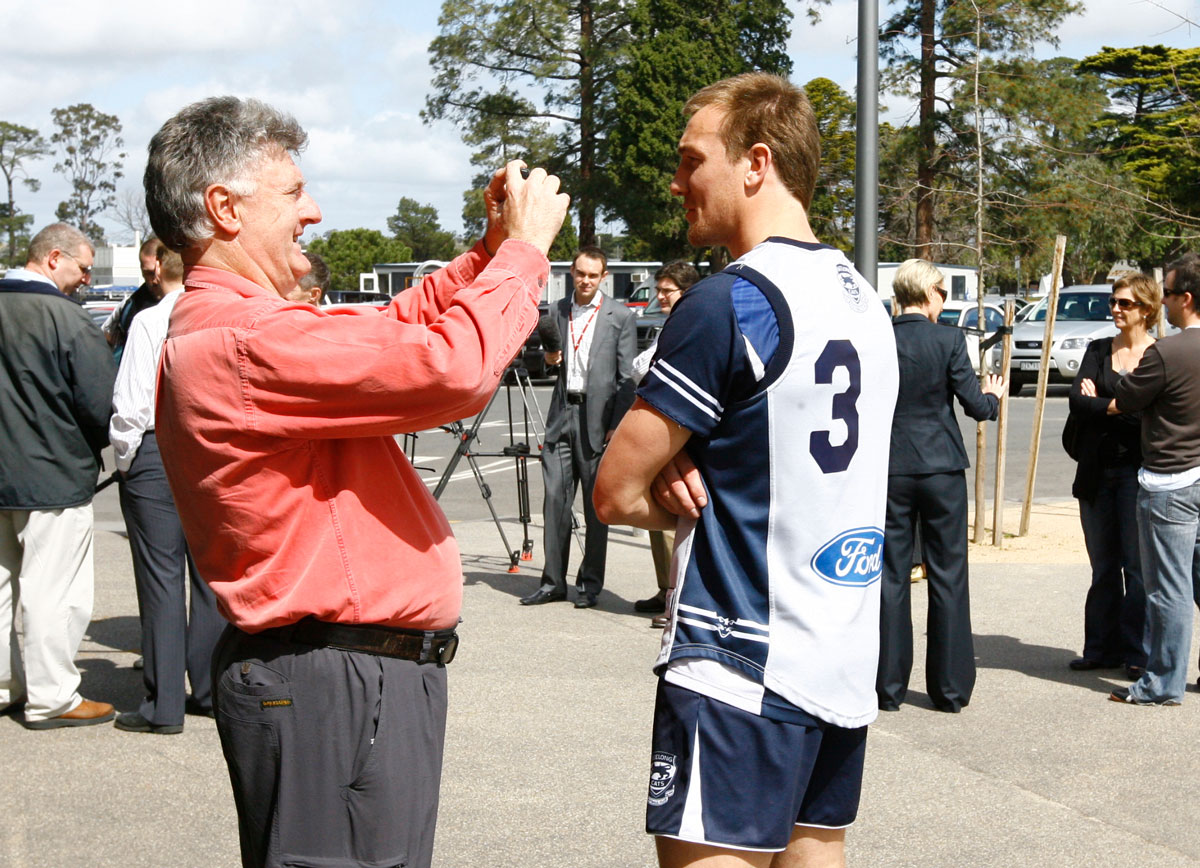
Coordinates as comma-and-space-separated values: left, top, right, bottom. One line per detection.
0, 222, 117, 729
101, 235, 162, 365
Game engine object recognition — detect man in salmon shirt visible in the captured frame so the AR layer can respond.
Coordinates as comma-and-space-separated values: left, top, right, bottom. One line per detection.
144, 96, 567, 868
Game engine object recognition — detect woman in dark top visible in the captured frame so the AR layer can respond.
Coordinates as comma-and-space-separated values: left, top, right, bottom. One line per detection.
877, 259, 1005, 713
1067, 272, 1161, 676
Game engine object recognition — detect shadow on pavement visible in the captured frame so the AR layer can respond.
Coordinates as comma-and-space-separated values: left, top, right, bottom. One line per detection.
974, 632, 1125, 694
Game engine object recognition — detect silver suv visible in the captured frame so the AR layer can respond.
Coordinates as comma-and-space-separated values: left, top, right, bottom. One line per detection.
1002, 286, 1116, 395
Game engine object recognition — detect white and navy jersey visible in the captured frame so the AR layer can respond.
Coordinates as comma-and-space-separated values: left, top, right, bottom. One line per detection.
638, 238, 898, 729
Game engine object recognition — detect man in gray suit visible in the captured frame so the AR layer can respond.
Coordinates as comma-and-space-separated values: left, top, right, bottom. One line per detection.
522, 247, 636, 608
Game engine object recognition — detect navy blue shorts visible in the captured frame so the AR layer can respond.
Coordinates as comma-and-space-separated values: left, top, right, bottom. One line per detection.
646, 679, 867, 852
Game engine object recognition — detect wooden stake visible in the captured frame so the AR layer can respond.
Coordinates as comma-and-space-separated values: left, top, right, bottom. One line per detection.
992, 300, 1016, 547
1019, 235, 1067, 536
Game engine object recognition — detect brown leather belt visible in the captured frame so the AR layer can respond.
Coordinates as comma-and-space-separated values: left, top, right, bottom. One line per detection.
265, 618, 459, 665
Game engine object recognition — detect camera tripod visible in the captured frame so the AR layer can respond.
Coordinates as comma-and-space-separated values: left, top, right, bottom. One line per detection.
432, 365, 549, 572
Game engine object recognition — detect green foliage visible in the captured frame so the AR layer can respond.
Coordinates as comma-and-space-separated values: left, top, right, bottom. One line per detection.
0, 121, 48, 265
386, 197, 458, 261
50, 104, 125, 241
424, 0, 632, 244
605, 0, 793, 260
879, 0, 1082, 254
305, 229, 413, 292
1077, 45, 1200, 239
805, 77, 856, 252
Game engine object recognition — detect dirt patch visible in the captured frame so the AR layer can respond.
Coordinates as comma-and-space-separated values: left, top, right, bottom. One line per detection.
966, 500, 1088, 565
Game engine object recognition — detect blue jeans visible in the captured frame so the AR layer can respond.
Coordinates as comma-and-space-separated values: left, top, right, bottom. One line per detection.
1132, 481, 1200, 702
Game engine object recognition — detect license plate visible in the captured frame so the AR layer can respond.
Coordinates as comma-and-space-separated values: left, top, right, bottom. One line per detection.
1019, 360, 1040, 371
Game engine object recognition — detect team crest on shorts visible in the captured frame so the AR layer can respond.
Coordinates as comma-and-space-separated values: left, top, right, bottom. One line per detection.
648, 751, 678, 806
836, 263, 869, 313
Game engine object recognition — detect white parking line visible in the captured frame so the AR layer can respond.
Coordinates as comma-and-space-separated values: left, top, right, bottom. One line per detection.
423, 458, 515, 486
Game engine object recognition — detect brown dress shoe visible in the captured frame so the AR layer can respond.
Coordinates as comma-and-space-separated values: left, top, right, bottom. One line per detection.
23, 698, 115, 730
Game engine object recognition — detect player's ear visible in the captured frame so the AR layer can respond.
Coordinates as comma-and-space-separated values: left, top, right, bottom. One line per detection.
745, 143, 771, 190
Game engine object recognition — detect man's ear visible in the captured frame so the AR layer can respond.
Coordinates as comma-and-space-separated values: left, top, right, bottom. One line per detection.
745, 143, 772, 190
204, 183, 240, 237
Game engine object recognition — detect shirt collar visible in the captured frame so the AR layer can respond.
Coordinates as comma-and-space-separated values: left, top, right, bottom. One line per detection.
572, 292, 603, 312
4, 266, 55, 288
185, 264, 283, 300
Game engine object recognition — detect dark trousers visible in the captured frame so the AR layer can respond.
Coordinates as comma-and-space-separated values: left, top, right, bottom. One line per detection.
212, 626, 449, 868
541, 401, 608, 597
1077, 464, 1147, 667
877, 471, 975, 712
118, 432, 225, 725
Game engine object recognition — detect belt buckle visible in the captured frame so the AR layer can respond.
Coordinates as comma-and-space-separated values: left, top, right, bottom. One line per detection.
436, 632, 459, 665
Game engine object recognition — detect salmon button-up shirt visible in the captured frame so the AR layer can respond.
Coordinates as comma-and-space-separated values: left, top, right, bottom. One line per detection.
155, 239, 546, 633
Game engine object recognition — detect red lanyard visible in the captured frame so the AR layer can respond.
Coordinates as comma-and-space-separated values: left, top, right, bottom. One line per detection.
570, 302, 601, 354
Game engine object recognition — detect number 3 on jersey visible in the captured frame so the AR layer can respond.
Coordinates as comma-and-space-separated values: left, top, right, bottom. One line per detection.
809, 340, 861, 474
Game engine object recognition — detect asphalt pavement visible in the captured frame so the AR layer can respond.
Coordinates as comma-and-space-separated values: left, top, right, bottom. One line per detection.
4, 387, 1200, 868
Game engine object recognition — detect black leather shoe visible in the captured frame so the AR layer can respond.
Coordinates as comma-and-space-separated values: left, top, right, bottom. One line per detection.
574, 593, 598, 609
1068, 657, 1120, 671
1124, 664, 1145, 681
114, 711, 183, 734
519, 587, 566, 606
634, 589, 667, 613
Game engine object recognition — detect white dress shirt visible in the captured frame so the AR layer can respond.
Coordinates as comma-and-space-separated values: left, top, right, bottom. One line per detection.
109, 289, 183, 472
566, 292, 603, 393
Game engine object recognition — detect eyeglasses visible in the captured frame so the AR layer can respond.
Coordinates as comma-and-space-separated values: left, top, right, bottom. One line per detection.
60, 250, 92, 277
1108, 297, 1143, 310
1163, 289, 1189, 297
933, 285, 947, 301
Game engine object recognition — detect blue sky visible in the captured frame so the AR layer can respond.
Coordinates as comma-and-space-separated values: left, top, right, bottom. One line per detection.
1, 0, 1195, 244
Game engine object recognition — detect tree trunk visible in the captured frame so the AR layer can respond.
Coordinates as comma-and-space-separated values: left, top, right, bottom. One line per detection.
577, 0, 597, 247
915, 0, 936, 260
5, 174, 14, 265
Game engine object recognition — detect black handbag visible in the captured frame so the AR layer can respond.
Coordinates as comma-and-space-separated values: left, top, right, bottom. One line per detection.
1062, 411, 1082, 461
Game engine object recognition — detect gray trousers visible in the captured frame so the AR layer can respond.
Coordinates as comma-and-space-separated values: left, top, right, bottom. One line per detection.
118, 432, 224, 725
541, 401, 608, 597
213, 625, 449, 868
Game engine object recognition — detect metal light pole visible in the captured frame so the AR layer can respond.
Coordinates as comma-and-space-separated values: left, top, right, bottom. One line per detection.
854, 0, 879, 288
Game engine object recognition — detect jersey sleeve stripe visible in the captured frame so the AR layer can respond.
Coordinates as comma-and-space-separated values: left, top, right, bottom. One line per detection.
656, 360, 724, 411
648, 367, 722, 421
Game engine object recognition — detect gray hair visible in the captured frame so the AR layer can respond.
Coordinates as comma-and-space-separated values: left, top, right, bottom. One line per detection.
299, 251, 330, 292
893, 258, 944, 308
144, 96, 307, 252
27, 223, 93, 264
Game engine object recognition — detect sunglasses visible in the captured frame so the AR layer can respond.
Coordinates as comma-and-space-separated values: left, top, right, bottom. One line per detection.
1163, 289, 1189, 297
933, 285, 947, 301
1108, 297, 1142, 310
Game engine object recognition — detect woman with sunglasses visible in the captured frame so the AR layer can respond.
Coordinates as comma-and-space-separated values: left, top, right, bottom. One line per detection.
878, 259, 1005, 713
1066, 272, 1162, 677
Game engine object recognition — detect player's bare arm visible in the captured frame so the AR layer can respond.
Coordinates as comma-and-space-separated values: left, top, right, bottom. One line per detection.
594, 398, 697, 530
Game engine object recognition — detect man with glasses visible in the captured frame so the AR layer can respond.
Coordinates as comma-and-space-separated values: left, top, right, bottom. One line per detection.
0, 222, 117, 729
1113, 252, 1200, 706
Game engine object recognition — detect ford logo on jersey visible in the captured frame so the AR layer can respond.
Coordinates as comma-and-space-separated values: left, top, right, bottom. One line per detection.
811, 527, 885, 586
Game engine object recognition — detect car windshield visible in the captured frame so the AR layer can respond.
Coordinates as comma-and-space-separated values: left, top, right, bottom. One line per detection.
936, 309, 960, 326
643, 295, 663, 315
1026, 293, 1111, 323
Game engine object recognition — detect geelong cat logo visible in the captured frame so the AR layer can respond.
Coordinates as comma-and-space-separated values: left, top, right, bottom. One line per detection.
811, 527, 884, 586
648, 752, 678, 806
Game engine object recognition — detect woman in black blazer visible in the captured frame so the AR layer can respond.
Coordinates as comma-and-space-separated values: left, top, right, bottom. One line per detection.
877, 260, 1005, 713
1066, 273, 1160, 677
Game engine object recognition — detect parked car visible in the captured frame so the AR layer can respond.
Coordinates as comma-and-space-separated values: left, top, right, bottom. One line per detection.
937, 300, 1006, 370
636, 294, 667, 351
624, 282, 653, 310
82, 301, 119, 329
1001, 286, 1116, 395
